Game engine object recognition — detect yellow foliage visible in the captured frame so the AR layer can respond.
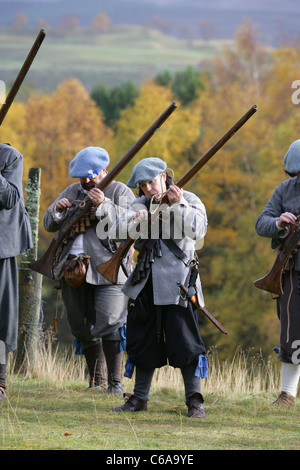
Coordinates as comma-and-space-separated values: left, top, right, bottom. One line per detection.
23, 78, 113, 221
112, 81, 202, 186
0, 102, 27, 148
0, 102, 33, 190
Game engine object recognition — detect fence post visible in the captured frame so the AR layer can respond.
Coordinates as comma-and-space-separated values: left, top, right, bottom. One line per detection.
15, 167, 43, 372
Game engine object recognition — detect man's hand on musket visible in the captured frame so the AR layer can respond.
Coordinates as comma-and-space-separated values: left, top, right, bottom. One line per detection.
277, 212, 297, 229
88, 187, 105, 206
56, 198, 71, 213
166, 184, 183, 205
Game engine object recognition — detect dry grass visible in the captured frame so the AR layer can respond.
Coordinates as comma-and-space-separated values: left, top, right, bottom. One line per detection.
10, 332, 280, 396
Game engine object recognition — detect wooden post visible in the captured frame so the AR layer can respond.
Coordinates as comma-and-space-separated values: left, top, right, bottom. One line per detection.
15, 168, 43, 372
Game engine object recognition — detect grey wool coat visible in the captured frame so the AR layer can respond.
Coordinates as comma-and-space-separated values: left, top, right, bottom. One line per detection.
255, 175, 300, 363
43, 180, 135, 284
0, 143, 32, 258
255, 175, 300, 269
100, 190, 208, 307
0, 143, 33, 352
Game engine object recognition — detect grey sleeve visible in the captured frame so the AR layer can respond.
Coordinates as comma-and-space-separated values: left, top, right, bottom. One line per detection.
255, 186, 286, 239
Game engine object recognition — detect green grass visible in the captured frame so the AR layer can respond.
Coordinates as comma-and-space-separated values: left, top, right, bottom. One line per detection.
0, 25, 231, 91
1, 377, 299, 451
0, 344, 299, 451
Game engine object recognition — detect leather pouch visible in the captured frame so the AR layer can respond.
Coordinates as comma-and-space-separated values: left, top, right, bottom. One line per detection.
63, 255, 90, 288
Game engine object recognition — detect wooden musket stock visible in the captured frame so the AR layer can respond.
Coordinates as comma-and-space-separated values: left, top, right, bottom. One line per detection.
97, 104, 257, 284
178, 283, 228, 334
0, 29, 46, 126
254, 216, 300, 296
29, 101, 177, 279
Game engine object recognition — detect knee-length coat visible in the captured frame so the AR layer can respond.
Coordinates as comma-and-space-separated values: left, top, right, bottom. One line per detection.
0, 144, 33, 351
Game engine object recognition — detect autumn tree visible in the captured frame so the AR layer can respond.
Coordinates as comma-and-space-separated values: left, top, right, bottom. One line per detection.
90, 12, 113, 34
213, 19, 268, 97
23, 78, 113, 247
0, 102, 28, 171
13, 12, 28, 32
111, 81, 202, 187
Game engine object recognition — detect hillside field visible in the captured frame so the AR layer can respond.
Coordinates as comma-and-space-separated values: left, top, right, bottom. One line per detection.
0, 25, 231, 92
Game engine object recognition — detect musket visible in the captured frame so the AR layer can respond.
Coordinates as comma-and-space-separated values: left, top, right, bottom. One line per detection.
29, 101, 177, 279
0, 29, 46, 126
254, 215, 300, 296
97, 104, 258, 284
177, 282, 228, 334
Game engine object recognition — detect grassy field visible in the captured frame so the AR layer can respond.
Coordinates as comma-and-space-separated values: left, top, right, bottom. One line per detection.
1, 344, 299, 451
0, 25, 230, 91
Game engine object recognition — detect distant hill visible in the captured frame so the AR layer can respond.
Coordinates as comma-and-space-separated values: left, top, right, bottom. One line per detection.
0, 26, 230, 92
1, 0, 300, 45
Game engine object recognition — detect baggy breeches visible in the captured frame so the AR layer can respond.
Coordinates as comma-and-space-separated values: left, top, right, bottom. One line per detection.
61, 279, 127, 351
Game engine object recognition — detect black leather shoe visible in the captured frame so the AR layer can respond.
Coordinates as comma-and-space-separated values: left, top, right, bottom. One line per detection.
186, 392, 205, 418
112, 393, 147, 412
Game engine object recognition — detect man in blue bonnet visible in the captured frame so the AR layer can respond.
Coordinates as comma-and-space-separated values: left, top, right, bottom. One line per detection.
43, 146, 135, 395
108, 157, 208, 417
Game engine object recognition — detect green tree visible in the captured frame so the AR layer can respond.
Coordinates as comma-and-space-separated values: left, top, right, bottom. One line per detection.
155, 66, 205, 105
155, 70, 172, 87
91, 81, 139, 128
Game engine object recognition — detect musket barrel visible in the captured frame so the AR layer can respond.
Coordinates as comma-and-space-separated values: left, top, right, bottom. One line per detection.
177, 105, 257, 188
97, 101, 177, 190
0, 29, 46, 126
55, 100, 177, 218
29, 101, 177, 279
97, 104, 258, 284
